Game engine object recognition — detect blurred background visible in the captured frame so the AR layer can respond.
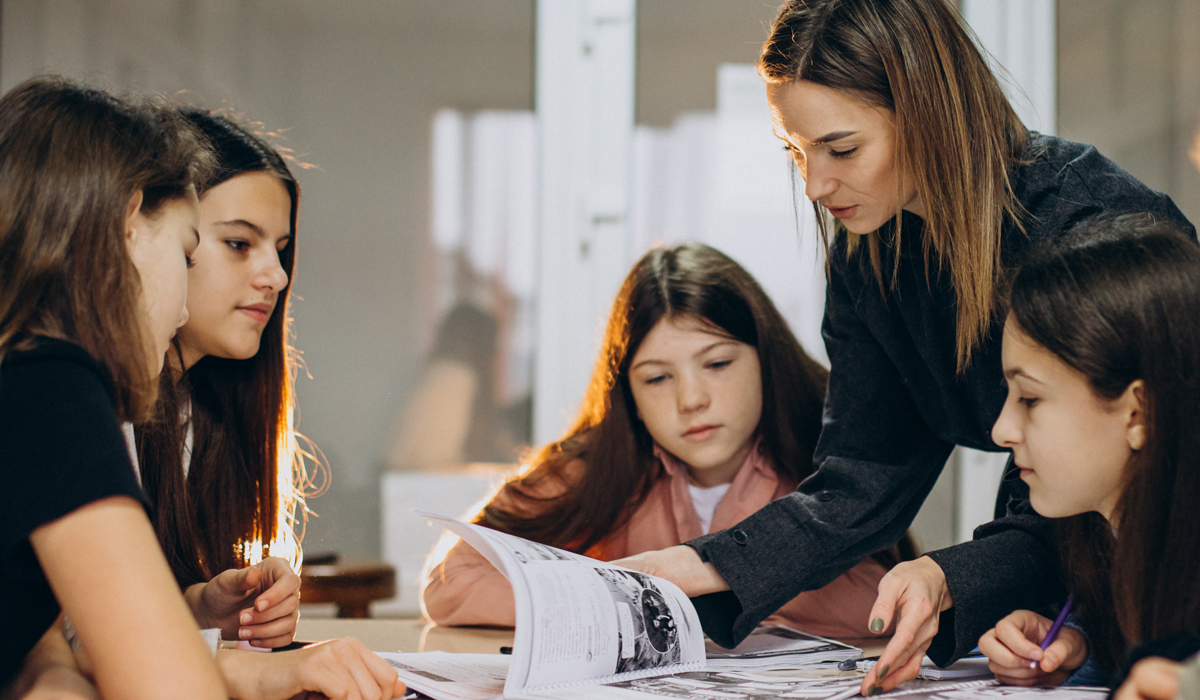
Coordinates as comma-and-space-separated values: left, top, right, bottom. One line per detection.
3, 0, 1196, 616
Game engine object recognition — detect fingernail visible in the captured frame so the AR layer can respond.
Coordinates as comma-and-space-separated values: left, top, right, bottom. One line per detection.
870, 686, 885, 696
239, 627, 252, 639
866, 686, 877, 696
257, 600, 269, 612
877, 665, 890, 679
870, 618, 885, 634
240, 612, 252, 625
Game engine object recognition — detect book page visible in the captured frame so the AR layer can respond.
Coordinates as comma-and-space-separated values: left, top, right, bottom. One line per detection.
420, 512, 706, 695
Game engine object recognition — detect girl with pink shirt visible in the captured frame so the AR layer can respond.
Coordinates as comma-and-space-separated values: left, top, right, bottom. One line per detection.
422, 243, 914, 637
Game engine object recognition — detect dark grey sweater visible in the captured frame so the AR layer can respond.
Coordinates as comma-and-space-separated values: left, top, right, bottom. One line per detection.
686, 133, 1196, 663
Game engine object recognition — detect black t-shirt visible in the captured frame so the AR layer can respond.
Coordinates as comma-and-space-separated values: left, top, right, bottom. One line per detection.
0, 337, 145, 688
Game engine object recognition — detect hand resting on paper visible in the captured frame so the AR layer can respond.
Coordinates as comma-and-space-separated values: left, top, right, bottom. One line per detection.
1114, 657, 1186, 700
861, 556, 954, 695
219, 638, 406, 700
612, 545, 730, 597
186, 556, 300, 648
978, 609, 1088, 686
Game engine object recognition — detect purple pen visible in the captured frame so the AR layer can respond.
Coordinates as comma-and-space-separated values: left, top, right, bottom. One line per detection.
1030, 595, 1075, 669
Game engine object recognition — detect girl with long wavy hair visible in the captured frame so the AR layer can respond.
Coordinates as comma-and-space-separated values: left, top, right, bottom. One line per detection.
135, 109, 402, 700
615, 1, 1195, 693
0, 76, 226, 699
422, 243, 915, 637
979, 216, 1200, 689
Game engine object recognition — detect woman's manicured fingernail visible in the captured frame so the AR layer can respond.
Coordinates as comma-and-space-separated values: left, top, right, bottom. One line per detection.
239, 627, 252, 639
240, 611, 253, 624
870, 618, 885, 634
866, 686, 877, 696
877, 665, 890, 679
871, 686, 885, 696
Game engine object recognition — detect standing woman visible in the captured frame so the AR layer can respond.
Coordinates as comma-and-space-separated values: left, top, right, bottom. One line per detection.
0, 77, 225, 699
617, 0, 1195, 691
136, 110, 402, 700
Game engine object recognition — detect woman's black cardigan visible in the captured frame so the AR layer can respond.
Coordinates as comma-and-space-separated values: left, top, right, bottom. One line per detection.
686, 133, 1197, 663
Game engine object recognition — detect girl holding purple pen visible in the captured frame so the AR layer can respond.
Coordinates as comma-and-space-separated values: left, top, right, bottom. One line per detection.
978, 215, 1200, 689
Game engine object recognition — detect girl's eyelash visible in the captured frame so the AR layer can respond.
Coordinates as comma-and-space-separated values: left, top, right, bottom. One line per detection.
830, 147, 858, 158
645, 376, 666, 385
226, 240, 250, 252
708, 360, 732, 370
185, 254, 196, 269
1018, 397, 1039, 408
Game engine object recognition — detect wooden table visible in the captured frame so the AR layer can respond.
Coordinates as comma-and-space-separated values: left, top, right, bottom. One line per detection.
295, 618, 888, 657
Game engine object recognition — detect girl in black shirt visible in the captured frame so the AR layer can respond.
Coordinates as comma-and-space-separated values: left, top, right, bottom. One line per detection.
0, 77, 226, 698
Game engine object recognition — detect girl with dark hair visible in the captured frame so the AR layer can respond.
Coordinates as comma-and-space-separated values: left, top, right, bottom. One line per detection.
135, 109, 403, 700
615, 0, 1195, 693
422, 243, 914, 636
978, 217, 1200, 688
0, 76, 225, 698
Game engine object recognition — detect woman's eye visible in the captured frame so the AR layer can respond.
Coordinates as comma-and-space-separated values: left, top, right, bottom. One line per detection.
829, 147, 859, 158
644, 375, 666, 385
707, 360, 732, 370
226, 239, 250, 253
1018, 396, 1039, 408
185, 254, 196, 270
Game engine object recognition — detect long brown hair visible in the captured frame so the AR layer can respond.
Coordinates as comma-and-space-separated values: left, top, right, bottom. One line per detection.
760, 0, 1029, 370
136, 109, 306, 587
0, 76, 210, 419
478, 244, 829, 554
1008, 215, 1200, 672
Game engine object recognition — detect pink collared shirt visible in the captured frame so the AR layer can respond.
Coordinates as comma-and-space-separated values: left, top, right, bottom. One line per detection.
421, 445, 887, 638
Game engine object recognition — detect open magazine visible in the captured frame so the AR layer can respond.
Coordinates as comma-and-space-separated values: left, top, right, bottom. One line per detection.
383, 513, 706, 699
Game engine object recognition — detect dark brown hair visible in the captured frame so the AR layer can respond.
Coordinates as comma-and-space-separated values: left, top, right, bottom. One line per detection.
760, 0, 1028, 370
0, 76, 210, 420
1008, 214, 1200, 672
477, 243, 829, 553
136, 109, 307, 586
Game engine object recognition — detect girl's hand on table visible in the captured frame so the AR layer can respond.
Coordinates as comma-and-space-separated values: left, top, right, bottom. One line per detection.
861, 556, 953, 695
1113, 658, 1183, 700
189, 556, 300, 647
219, 638, 405, 700
979, 609, 1087, 686
613, 546, 730, 597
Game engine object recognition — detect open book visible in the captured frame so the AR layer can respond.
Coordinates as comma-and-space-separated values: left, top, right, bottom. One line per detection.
383, 513, 707, 699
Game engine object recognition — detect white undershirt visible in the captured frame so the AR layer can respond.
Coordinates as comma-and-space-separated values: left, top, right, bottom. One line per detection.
687, 481, 732, 535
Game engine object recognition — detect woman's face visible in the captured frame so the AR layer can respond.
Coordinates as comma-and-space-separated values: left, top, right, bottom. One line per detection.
176, 171, 292, 370
126, 192, 200, 375
767, 79, 924, 234
627, 315, 763, 487
991, 316, 1144, 522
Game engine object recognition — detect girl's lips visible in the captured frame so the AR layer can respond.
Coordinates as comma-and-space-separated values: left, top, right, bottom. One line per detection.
827, 205, 859, 220
683, 425, 720, 441
237, 305, 271, 324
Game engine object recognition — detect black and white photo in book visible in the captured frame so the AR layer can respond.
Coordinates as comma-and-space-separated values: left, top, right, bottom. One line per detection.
594, 568, 684, 671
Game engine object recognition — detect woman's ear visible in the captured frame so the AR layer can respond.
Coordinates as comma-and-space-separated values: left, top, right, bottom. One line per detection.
1123, 379, 1146, 450
125, 190, 144, 244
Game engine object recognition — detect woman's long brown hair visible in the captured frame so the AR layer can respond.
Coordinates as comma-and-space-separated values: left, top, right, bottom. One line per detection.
136, 110, 308, 587
476, 244, 829, 554
1008, 215, 1200, 672
760, 0, 1029, 371
0, 76, 210, 420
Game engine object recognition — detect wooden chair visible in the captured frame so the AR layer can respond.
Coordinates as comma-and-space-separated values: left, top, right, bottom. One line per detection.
300, 554, 397, 618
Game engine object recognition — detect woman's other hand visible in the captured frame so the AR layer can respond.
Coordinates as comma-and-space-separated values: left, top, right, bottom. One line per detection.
189, 556, 301, 647
220, 638, 405, 700
613, 545, 730, 597
1113, 658, 1184, 700
861, 556, 953, 695
978, 610, 1087, 686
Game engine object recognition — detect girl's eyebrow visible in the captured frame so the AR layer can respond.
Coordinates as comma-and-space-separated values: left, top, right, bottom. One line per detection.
811, 130, 857, 145
1004, 367, 1044, 385
214, 219, 265, 239
695, 339, 738, 357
